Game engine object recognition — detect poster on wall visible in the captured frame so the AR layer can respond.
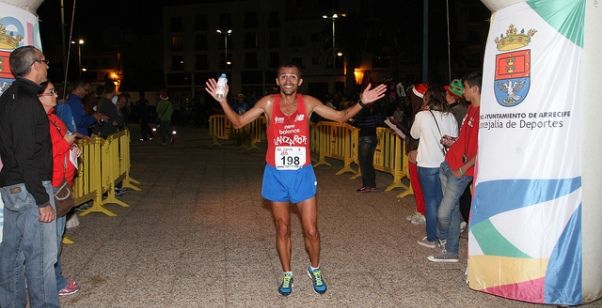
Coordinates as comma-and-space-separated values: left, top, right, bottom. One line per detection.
469, 0, 586, 305
0, 1, 42, 96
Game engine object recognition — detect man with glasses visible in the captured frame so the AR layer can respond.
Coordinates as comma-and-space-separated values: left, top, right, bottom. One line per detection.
0, 45, 60, 307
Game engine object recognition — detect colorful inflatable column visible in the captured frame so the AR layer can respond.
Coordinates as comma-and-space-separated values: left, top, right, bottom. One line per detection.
470, 0, 601, 305
0, 0, 44, 242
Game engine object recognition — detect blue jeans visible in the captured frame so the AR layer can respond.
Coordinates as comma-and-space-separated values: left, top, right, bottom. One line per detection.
418, 166, 442, 242
0, 182, 60, 308
437, 162, 472, 255
54, 190, 67, 290
358, 135, 377, 188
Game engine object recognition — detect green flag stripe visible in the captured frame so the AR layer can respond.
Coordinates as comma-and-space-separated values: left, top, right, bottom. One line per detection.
472, 219, 531, 258
527, 0, 585, 48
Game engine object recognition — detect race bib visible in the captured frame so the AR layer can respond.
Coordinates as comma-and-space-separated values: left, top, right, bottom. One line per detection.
275, 146, 306, 170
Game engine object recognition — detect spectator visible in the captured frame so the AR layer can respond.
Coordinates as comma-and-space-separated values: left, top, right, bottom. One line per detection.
411, 86, 458, 249
352, 97, 386, 192
444, 79, 471, 230
156, 91, 174, 145
37, 80, 81, 296
405, 83, 428, 225
428, 72, 481, 263
93, 82, 124, 138
0, 45, 60, 308
66, 80, 106, 136
135, 91, 154, 140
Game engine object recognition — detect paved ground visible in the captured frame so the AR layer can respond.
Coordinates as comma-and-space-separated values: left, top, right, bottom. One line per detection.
59, 126, 601, 308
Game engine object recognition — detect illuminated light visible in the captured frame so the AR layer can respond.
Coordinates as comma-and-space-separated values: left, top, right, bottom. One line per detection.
81, 67, 87, 72
354, 69, 365, 85
337, 51, 343, 57
172, 130, 177, 135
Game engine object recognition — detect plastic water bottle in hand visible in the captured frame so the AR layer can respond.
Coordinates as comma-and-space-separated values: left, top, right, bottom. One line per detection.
216, 73, 228, 99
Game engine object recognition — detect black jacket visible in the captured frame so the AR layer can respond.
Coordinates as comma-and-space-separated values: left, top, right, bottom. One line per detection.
0, 78, 52, 207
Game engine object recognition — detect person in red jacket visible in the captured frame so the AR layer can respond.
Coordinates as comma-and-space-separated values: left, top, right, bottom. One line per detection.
38, 81, 81, 296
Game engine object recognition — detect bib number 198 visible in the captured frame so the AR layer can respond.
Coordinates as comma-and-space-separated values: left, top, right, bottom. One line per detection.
275, 146, 305, 170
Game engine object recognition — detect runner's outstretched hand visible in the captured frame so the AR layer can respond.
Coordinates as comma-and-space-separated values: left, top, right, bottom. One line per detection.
359, 83, 388, 106
205, 79, 229, 104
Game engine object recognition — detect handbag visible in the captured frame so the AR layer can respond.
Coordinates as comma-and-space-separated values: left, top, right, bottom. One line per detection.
55, 179, 75, 217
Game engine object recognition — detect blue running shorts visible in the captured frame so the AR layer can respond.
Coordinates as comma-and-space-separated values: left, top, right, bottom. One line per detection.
261, 164, 317, 203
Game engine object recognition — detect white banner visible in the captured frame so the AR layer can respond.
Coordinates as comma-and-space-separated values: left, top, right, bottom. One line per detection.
470, 0, 589, 305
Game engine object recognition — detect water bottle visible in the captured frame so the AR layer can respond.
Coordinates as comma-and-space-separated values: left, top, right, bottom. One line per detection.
216, 73, 228, 99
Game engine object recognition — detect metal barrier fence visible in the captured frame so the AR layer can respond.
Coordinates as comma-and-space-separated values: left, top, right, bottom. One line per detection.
208, 118, 413, 198
73, 129, 141, 217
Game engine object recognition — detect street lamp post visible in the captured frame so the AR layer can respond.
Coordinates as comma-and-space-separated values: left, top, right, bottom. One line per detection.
216, 29, 232, 66
322, 13, 345, 68
71, 38, 84, 78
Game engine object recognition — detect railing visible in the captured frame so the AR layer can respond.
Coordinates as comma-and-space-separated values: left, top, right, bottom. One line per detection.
208, 117, 413, 198
73, 129, 141, 217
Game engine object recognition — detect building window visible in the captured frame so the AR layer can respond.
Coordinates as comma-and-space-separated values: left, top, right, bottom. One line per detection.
194, 14, 207, 31
194, 34, 208, 51
268, 31, 279, 48
269, 52, 279, 68
171, 55, 184, 71
287, 34, 305, 48
241, 71, 262, 84
167, 73, 190, 86
244, 32, 257, 49
244, 12, 258, 28
219, 13, 232, 28
170, 16, 183, 32
195, 54, 208, 70
291, 57, 303, 68
170, 35, 183, 51
268, 11, 280, 28
245, 52, 258, 69
373, 54, 391, 68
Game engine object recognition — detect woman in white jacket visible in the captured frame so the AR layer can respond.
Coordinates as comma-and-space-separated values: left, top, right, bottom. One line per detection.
411, 86, 458, 249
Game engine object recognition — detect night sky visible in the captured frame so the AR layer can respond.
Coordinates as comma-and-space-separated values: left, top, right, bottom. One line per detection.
35, 0, 490, 85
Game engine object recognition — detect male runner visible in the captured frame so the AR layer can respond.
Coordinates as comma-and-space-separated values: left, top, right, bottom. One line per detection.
205, 64, 386, 296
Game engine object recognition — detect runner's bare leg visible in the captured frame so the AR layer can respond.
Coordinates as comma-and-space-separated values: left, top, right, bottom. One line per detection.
297, 197, 320, 268
271, 202, 292, 271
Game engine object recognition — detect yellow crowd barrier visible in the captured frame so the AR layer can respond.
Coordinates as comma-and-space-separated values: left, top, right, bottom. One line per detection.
209, 114, 265, 149
209, 114, 232, 146
208, 118, 414, 198
312, 122, 357, 175
74, 129, 141, 217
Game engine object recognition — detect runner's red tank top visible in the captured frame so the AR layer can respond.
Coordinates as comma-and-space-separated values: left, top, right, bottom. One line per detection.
266, 94, 311, 169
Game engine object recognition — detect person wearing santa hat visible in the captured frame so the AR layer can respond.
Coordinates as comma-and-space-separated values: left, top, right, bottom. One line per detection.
405, 83, 428, 225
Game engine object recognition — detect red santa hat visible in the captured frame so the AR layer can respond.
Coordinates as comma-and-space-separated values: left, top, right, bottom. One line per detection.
411, 83, 428, 99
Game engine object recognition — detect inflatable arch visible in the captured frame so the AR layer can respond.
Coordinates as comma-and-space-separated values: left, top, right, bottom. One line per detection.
470, 0, 601, 305
0, 0, 44, 242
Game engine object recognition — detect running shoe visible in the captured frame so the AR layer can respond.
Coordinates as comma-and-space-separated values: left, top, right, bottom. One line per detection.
306, 267, 327, 294
278, 272, 293, 296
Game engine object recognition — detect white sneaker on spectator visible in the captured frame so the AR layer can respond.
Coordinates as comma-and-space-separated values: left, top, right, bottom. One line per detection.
406, 211, 421, 221
66, 213, 80, 229
410, 214, 426, 225
460, 221, 467, 233
417, 236, 437, 248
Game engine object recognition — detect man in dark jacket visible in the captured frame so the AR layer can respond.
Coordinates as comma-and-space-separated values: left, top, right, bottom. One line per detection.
0, 45, 60, 307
